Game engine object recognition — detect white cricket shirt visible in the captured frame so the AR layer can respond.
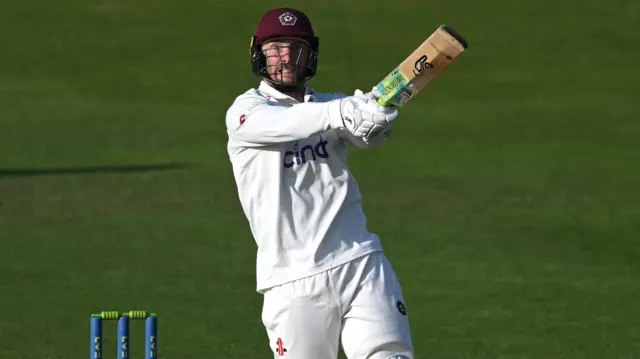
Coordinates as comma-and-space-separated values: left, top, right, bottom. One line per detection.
225, 81, 384, 292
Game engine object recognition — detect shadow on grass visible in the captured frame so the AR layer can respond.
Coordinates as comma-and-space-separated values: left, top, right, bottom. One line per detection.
0, 163, 191, 177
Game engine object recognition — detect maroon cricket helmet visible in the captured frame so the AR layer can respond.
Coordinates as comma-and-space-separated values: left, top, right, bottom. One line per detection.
249, 8, 320, 89
253, 8, 318, 47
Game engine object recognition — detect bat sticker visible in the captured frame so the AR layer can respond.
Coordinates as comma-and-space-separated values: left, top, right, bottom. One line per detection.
413, 55, 434, 76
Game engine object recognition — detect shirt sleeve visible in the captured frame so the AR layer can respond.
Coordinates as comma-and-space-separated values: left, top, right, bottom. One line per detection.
226, 94, 343, 146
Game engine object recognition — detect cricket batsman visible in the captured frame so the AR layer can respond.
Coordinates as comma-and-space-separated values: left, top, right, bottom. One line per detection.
225, 7, 414, 359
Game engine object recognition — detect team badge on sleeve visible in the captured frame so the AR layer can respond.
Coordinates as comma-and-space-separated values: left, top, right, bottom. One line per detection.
275, 338, 287, 356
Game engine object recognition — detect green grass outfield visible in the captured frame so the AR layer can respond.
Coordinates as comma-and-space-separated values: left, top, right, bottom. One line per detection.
1, 0, 639, 357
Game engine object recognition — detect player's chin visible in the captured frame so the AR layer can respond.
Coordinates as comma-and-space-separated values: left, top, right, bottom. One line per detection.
272, 72, 297, 85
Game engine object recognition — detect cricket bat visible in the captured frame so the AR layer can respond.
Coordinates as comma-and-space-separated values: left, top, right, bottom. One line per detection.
375, 25, 468, 107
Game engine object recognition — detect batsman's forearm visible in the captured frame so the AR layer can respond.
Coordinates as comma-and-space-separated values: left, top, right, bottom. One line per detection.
228, 100, 342, 144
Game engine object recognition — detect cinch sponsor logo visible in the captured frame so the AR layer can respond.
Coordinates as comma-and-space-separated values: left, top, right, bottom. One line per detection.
283, 139, 329, 168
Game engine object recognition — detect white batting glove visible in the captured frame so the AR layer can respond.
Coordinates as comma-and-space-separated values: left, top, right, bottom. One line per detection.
352, 89, 398, 138
363, 122, 394, 145
334, 93, 398, 139
361, 86, 382, 102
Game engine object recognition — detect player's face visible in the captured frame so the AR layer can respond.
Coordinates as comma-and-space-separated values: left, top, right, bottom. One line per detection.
262, 39, 311, 85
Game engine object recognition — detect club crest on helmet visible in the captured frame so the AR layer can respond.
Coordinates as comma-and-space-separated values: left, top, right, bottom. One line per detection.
279, 12, 297, 26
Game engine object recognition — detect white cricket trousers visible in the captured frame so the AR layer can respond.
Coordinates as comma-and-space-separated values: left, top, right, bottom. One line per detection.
261, 251, 414, 359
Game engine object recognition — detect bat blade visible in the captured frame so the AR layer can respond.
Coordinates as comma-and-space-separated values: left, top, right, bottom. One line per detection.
376, 25, 468, 107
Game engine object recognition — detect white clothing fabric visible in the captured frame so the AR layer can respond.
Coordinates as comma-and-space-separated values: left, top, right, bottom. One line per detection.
261, 251, 414, 359
225, 81, 386, 292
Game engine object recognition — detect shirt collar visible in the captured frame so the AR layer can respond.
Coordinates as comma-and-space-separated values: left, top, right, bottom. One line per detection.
258, 80, 316, 103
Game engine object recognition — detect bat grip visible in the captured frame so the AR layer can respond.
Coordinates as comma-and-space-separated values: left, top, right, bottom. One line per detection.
377, 97, 393, 107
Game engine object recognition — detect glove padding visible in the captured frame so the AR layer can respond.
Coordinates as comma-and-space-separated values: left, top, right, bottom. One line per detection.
362, 86, 382, 102
337, 90, 398, 139
359, 87, 395, 144
363, 121, 394, 145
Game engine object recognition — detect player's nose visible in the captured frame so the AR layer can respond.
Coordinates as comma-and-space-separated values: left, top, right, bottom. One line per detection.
278, 52, 292, 64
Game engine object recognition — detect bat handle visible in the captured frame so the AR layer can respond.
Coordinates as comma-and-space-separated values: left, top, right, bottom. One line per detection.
377, 97, 390, 107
